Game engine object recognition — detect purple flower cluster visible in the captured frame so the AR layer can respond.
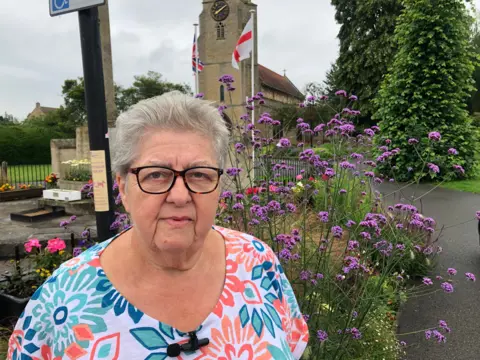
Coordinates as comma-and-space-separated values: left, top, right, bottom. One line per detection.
277, 138, 291, 148
340, 161, 355, 170
234, 143, 246, 153
332, 225, 343, 238
218, 74, 234, 85
318, 211, 329, 223
317, 330, 328, 342
428, 131, 441, 141
226, 167, 243, 177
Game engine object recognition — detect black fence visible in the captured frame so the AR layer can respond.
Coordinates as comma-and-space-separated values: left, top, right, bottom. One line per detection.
254, 157, 311, 183
0, 162, 51, 189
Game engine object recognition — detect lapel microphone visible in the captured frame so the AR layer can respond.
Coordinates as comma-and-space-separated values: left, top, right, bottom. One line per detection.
166, 331, 210, 357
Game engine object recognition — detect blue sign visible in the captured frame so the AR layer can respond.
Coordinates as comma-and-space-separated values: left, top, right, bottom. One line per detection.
52, 0, 69, 11
50, 0, 105, 17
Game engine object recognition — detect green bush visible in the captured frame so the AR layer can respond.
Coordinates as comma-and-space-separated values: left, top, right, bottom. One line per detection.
373, 0, 479, 181
0, 125, 67, 165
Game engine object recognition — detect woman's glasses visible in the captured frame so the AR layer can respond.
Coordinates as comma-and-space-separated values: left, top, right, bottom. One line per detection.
128, 166, 223, 194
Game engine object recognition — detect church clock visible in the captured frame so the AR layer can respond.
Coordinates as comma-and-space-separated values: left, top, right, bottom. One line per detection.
211, 0, 230, 22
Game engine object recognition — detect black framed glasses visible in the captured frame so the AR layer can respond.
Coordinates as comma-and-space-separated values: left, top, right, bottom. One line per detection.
128, 166, 224, 194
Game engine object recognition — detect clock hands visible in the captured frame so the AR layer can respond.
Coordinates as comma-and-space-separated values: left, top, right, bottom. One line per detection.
215, 5, 227, 15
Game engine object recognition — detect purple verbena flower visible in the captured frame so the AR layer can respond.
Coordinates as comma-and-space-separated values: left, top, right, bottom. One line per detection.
448, 148, 458, 155
332, 226, 343, 238
423, 277, 433, 286
318, 211, 329, 223
447, 268, 457, 276
428, 131, 441, 141
317, 330, 328, 342
277, 138, 291, 148
219, 74, 235, 84
428, 163, 440, 174
226, 167, 243, 177
441, 282, 454, 293
465, 272, 476, 282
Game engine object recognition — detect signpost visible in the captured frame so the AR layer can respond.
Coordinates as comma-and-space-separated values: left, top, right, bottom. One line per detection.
50, 0, 105, 17
50, 0, 115, 241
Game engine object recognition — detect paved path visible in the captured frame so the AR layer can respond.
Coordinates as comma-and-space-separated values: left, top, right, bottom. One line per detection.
0, 199, 96, 258
376, 183, 480, 360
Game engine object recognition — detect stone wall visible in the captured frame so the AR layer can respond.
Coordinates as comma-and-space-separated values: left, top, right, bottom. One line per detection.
76, 127, 91, 161
50, 139, 76, 177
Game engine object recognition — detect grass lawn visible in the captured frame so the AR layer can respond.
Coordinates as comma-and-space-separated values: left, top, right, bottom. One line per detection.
439, 177, 480, 194
3, 164, 51, 185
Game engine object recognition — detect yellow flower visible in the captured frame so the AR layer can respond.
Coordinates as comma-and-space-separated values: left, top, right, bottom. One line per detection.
35, 269, 40, 273
32, 286, 37, 289
59, 251, 64, 255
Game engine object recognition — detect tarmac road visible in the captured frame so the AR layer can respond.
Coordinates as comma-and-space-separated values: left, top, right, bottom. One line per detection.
376, 183, 480, 360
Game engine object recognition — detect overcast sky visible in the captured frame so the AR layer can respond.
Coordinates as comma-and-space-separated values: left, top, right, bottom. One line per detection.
1, 1, 479, 120
0, 0, 339, 120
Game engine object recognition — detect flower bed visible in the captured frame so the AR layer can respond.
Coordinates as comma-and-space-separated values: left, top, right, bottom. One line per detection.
209, 77, 478, 359
0, 184, 44, 202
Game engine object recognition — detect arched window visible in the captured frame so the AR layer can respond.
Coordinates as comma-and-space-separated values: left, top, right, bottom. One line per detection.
216, 22, 225, 40
220, 85, 225, 102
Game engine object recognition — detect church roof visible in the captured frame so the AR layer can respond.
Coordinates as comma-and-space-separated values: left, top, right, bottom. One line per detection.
258, 65, 304, 100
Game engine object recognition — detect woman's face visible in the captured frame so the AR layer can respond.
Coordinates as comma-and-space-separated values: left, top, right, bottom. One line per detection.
117, 129, 220, 255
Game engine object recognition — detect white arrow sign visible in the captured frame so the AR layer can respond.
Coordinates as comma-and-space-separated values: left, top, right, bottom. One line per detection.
50, 0, 105, 17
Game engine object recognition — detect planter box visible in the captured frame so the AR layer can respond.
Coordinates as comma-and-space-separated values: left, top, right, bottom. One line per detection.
58, 179, 89, 191
43, 189, 82, 202
0, 292, 30, 325
0, 188, 43, 202
10, 206, 66, 223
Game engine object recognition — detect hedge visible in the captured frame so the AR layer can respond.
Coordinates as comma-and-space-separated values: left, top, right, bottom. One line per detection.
0, 125, 68, 165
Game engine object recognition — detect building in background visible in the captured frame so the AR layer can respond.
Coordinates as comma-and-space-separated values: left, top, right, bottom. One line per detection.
198, 0, 304, 123
27, 102, 58, 120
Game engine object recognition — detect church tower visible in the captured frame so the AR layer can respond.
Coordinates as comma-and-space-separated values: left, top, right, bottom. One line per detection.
198, 0, 259, 121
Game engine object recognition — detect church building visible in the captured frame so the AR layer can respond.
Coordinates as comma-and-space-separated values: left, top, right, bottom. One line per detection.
197, 0, 304, 123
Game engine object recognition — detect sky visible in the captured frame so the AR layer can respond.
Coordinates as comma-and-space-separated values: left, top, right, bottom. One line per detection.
0, 0, 340, 120
2, 1, 479, 120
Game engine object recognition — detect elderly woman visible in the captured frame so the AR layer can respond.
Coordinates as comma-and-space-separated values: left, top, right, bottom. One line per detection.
8, 92, 308, 359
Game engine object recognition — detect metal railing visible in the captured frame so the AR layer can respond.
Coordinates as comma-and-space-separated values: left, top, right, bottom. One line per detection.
0, 161, 51, 189
254, 157, 311, 183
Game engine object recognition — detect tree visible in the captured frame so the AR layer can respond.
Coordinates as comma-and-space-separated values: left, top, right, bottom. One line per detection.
0, 112, 18, 124
62, 78, 87, 124
373, 0, 479, 181
468, 10, 480, 115
330, 0, 403, 123
59, 71, 192, 117
116, 71, 192, 113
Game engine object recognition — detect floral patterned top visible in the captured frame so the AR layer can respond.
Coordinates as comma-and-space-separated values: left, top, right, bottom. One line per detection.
8, 226, 309, 360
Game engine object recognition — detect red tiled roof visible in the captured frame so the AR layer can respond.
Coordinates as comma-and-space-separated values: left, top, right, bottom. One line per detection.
258, 65, 303, 100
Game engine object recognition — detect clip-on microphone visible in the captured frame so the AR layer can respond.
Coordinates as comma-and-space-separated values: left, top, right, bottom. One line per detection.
166, 331, 209, 357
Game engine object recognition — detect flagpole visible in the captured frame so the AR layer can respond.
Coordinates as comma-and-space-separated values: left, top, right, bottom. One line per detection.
250, 10, 256, 181
194, 23, 200, 95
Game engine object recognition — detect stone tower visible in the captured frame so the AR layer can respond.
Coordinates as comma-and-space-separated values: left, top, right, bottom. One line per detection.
198, 0, 259, 121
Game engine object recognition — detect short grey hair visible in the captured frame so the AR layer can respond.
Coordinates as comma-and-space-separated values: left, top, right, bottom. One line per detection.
112, 91, 230, 176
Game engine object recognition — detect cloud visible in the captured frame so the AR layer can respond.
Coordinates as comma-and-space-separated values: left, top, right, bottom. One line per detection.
0, 0, 340, 119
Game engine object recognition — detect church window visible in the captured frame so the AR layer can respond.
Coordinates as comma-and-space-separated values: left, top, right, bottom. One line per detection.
216, 22, 225, 40
220, 85, 225, 102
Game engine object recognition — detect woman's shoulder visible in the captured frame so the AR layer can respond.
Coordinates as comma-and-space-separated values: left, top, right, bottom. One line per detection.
214, 225, 280, 268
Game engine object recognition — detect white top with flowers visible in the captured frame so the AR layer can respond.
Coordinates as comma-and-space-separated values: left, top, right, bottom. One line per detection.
8, 226, 309, 360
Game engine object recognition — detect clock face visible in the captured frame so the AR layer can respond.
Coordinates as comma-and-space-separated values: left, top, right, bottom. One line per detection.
211, 0, 230, 22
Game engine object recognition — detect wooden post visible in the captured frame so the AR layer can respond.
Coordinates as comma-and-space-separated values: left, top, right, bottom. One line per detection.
0, 161, 8, 185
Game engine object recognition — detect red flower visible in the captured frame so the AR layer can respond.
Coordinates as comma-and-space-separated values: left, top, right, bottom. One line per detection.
321, 174, 329, 181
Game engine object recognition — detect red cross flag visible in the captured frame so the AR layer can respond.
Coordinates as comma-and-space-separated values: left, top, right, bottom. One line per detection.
232, 16, 254, 70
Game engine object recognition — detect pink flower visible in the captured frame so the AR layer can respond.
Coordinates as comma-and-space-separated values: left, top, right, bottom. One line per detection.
24, 238, 41, 253
46, 238, 66, 253
296, 174, 303, 181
